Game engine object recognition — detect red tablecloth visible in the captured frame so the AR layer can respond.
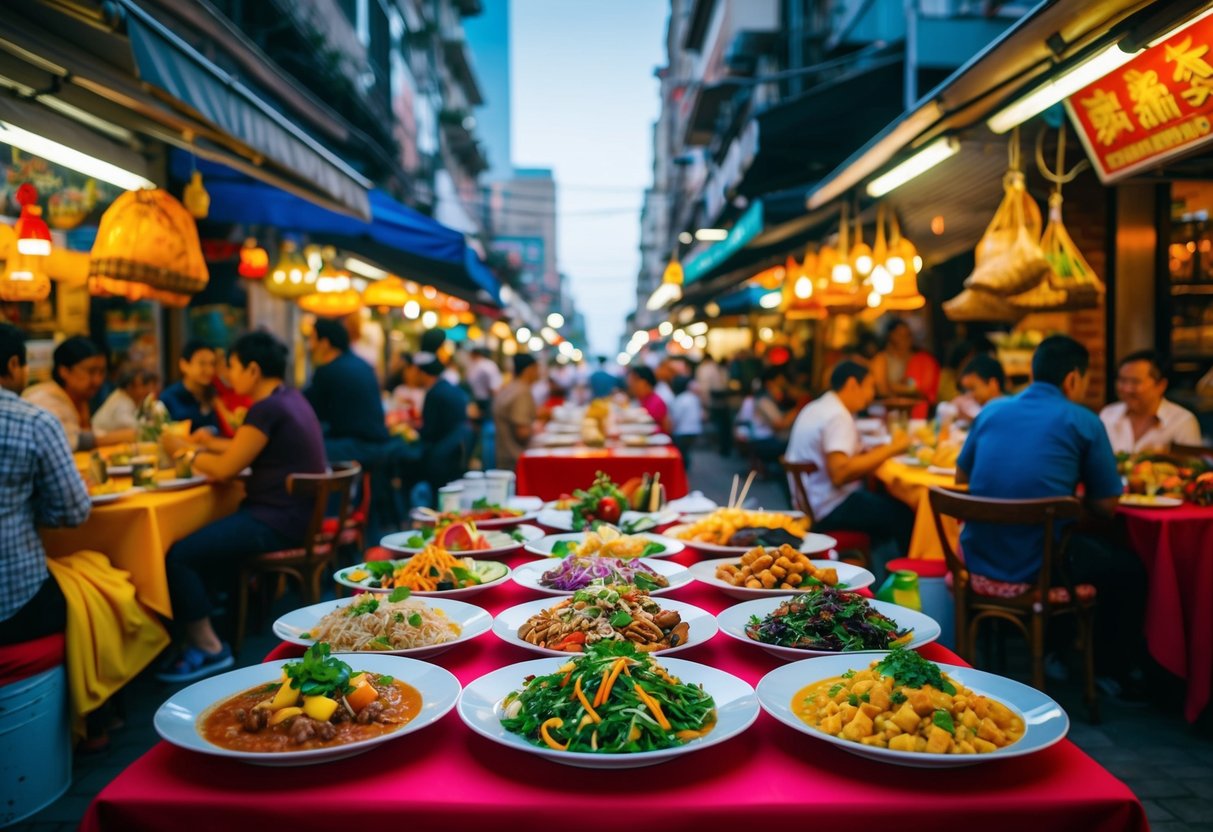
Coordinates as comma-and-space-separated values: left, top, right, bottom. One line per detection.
515, 446, 689, 501
1120, 502, 1213, 722
0, 633, 65, 687
83, 548, 1144, 832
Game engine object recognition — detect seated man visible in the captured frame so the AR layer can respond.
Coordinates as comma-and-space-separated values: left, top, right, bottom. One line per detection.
784, 361, 913, 584
158, 332, 327, 682
0, 323, 91, 645
305, 318, 392, 467
957, 335, 1147, 697
950, 354, 1007, 423
749, 367, 801, 464
160, 340, 221, 435
1099, 350, 1200, 454
93, 366, 160, 433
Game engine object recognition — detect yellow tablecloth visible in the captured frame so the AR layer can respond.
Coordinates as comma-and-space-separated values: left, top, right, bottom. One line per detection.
42, 473, 243, 618
875, 459, 962, 560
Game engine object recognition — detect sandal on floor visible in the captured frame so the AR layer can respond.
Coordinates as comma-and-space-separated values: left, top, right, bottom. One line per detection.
155, 643, 234, 684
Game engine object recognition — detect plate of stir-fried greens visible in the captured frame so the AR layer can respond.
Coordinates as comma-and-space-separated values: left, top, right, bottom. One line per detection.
457, 642, 758, 768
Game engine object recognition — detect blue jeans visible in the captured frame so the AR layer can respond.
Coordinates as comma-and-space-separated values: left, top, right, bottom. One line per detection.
165, 510, 297, 622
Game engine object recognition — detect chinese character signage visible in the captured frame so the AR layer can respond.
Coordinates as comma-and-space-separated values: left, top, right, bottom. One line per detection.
1066, 14, 1213, 182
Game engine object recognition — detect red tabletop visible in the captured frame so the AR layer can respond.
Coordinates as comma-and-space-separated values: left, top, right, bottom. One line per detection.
82, 547, 1144, 832
515, 445, 689, 501
1119, 502, 1213, 722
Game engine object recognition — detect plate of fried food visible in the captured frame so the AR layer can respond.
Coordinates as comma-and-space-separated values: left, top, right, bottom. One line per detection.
666, 508, 816, 555
688, 545, 875, 599
757, 647, 1068, 767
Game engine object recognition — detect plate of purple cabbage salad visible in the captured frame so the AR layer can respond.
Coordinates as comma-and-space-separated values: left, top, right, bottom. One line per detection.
510, 556, 692, 597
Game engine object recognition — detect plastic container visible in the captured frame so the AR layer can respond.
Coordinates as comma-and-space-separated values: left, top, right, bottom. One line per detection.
438, 484, 463, 513
460, 472, 486, 508
0, 665, 71, 826
876, 569, 922, 611
884, 557, 954, 649
484, 470, 514, 504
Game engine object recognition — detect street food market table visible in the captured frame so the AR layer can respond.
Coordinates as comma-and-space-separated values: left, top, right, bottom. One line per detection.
1119, 503, 1213, 722
41, 481, 243, 618
875, 458, 961, 560
83, 548, 1145, 832
516, 445, 689, 501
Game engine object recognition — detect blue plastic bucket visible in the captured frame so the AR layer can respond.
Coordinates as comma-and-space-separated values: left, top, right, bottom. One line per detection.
0, 665, 71, 827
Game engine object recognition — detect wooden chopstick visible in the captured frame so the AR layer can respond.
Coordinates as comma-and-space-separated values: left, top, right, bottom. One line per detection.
736, 470, 757, 509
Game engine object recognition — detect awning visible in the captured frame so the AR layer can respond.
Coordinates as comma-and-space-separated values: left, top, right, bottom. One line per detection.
175, 153, 500, 303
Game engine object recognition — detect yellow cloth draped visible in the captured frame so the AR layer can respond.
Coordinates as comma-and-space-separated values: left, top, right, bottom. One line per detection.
46, 551, 170, 740
875, 460, 963, 559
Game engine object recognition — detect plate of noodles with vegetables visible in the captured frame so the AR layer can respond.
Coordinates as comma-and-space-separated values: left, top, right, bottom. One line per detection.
457, 641, 758, 768
273, 590, 492, 658
756, 647, 1069, 768
334, 545, 511, 599
154, 643, 461, 765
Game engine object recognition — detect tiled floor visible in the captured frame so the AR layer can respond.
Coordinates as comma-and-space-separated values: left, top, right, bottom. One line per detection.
11, 445, 1213, 830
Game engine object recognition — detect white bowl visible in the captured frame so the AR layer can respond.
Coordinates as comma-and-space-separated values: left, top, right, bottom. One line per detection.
524, 531, 685, 560
756, 654, 1069, 768
510, 557, 692, 596
272, 596, 493, 658
154, 655, 461, 766
716, 596, 940, 660
687, 557, 875, 600
491, 597, 717, 657
457, 656, 757, 768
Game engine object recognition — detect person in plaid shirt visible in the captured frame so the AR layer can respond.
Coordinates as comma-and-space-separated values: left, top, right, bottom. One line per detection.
0, 323, 91, 645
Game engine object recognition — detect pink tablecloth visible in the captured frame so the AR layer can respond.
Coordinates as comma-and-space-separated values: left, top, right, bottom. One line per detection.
515, 446, 689, 501
83, 547, 1144, 832
1120, 502, 1213, 722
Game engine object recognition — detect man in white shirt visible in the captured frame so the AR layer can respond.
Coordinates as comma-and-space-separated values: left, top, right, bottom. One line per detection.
1100, 350, 1202, 454
785, 361, 913, 584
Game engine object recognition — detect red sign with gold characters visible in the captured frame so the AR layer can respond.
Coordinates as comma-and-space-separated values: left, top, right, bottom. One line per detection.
1066, 13, 1213, 182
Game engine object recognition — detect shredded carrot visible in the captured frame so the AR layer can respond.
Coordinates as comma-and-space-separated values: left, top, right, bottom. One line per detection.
390, 544, 473, 591
633, 683, 672, 731
560, 669, 574, 688
592, 667, 611, 706
540, 717, 567, 750
675, 729, 706, 741
595, 658, 628, 707
574, 676, 601, 723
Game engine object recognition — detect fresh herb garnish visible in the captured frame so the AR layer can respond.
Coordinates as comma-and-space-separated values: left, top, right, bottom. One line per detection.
847, 693, 860, 706
876, 646, 956, 695
371, 636, 392, 649
407, 612, 423, 628
393, 612, 405, 623
551, 540, 573, 558
348, 597, 380, 616
283, 643, 354, 697
932, 708, 955, 734
891, 691, 908, 705
609, 611, 633, 628
828, 682, 845, 697
298, 632, 311, 640
640, 542, 667, 558
388, 586, 412, 603
472, 497, 491, 509
365, 560, 397, 579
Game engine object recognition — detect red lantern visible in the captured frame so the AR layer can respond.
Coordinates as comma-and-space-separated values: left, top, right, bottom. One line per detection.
13, 183, 51, 256
238, 239, 269, 279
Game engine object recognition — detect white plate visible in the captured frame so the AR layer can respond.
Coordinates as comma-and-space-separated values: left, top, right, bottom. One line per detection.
536, 508, 680, 532
104, 464, 133, 476
717, 596, 941, 661
665, 514, 814, 555
688, 557, 875, 600
272, 597, 492, 658
524, 531, 685, 559
510, 557, 692, 596
492, 597, 717, 657
855, 418, 885, 435
379, 524, 544, 558
333, 558, 512, 600
150, 475, 209, 492
645, 434, 672, 445
756, 654, 1069, 767
154, 654, 461, 766
408, 508, 540, 529
894, 455, 929, 468
927, 466, 957, 476
617, 423, 657, 435
90, 488, 139, 506
1119, 494, 1183, 508
457, 656, 757, 768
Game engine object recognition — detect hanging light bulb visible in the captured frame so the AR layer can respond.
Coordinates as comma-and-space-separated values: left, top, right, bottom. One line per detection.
267, 240, 316, 298
867, 290, 882, 308
422, 310, 439, 328
850, 205, 873, 277
403, 300, 421, 319
794, 275, 814, 299
871, 264, 894, 295
831, 262, 853, 284
14, 184, 51, 256
647, 256, 684, 310
913, 255, 924, 273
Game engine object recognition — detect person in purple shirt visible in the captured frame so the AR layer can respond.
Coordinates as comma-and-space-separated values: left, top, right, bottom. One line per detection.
157, 331, 326, 682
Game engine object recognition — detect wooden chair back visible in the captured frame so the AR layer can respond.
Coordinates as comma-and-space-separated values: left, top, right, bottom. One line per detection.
288, 461, 362, 562
779, 456, 818, 524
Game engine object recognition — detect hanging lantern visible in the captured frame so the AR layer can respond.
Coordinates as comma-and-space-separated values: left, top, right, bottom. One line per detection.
88, 189, 208, 306
646, 256, 683, 310
298, 289, 361, 318
820, 203, 863, 309
266, 240, 316, 298
0, 225, 50, 301
490, 320, 511, 340
183, 170, 210, 219
48, 180, 98, 231
881, 207, 926, 310
782, 251, 824, 320
14, 184, 52, 256
237, 238, 269, 279
849, 205, 873, 278
361, 275, 411, 308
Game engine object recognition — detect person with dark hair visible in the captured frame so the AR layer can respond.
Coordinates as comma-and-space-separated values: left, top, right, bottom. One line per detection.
749, 366, 801, 464
23, 335, 135, 450
159, 339, 221, 436
1100, 349, 1200, 453
0, 323, 91, 645
157, 331, 326, 682
304, 317, 391, 466
590, 355, 621, 400
957, 334, 1147, 699
870, 318, 940, 418
946, 354, 1007, 422
784, 360, 913, 584
93, 366, 161, 433
406, 348, 472, 492
669, 374, 701, 471
627, 365, 670, 433
493, 353, 540, 471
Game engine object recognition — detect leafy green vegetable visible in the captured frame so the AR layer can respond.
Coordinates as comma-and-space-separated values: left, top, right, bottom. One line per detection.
393, 613, 404, 623
569, 472, 627, 532
744, 588, 909, 652
876, 646, 956, 695
348, 597, 380, 617
407, 612, 423, 628
640, 542, 667, 558
551, 540, 573, 558
388, 586, 412, 603
365, 560, 397, 579
609, 611, 633, 628
371, 636, 392, 649
283, 644, 355, 698
298, 632, 311, 639
472, 497, 491, 509
932, 709, 955, 734
891, 691, 908, 705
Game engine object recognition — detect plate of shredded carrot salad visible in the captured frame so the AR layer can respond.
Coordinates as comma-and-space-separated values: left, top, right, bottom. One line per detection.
334, 545, 510, 600
457, 642, 758, 768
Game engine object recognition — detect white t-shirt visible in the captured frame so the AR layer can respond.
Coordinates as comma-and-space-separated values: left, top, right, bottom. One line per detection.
784, 391, 861, 520
669, 391, 703, 436
1099, 399, 1201, 454
655, 381, 675, 408
93, 388, 138, 433
467, 357, 502, 401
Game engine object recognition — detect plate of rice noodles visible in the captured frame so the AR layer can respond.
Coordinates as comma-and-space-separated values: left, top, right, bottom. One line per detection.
273, 592, 492, 658
524, 528, 685, 559
493, 589, 716, 657
756, 648, 1068, 767
716, 589, 941, 660
458, 641, 759, 768
510, 556, 692, 596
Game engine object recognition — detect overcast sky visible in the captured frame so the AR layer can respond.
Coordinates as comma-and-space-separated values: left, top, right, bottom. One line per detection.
510, 1, 667, 356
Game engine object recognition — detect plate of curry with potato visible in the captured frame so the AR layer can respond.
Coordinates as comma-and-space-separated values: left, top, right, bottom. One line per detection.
757, 648, 1069, 767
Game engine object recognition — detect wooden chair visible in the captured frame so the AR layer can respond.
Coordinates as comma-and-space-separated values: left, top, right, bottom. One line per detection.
233, 461, 362, 655
780, 456, 872, 567
926, 486, 1099, 721
1170, 442, 1213, 463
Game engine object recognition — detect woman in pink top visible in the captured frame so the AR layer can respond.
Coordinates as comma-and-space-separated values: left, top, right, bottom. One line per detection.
627, 365, 670, 433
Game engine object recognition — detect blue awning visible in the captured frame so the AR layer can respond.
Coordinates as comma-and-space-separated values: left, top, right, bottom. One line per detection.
173, 152, 500, 303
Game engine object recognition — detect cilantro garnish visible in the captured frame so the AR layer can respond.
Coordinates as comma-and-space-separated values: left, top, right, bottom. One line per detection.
388, 586, 412, 603
932, 709, 955, 734
876, 646, 956, 695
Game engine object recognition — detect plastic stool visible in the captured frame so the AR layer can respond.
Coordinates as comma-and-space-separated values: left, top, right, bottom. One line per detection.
884, 557, 955, 650
0, 664, 71, 826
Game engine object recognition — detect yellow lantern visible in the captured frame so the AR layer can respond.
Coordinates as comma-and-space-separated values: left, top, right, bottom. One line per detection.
266, 240, 316, 299
0, 225, 50, 301
361, 276, 411, 308
298, 289, 361, 318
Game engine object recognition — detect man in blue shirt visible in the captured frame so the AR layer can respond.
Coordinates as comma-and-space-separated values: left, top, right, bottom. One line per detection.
160, 340, 222, 434
957, 335, 1146, 695
304, 318, 391, 467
